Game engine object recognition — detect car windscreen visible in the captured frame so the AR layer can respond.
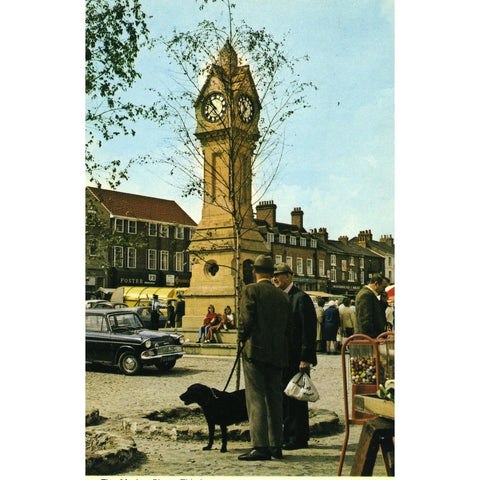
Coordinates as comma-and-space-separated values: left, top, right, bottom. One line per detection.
109, 312, 144, 330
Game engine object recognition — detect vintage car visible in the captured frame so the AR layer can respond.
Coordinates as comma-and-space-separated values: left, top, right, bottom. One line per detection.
85, 300, 128, 310
85, 309, 184, 375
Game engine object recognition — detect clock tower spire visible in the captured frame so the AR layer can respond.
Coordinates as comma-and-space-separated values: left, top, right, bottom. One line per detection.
182, 42, 269, 328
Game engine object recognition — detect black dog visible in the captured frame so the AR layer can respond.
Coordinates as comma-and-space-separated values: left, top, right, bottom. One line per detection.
179, 383, 248, 452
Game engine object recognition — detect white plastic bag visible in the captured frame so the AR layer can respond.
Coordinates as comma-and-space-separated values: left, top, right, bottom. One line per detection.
284, 372, 320, 402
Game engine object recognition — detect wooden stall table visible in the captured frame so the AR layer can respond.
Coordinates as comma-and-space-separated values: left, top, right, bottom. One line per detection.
349, 395, 394, 476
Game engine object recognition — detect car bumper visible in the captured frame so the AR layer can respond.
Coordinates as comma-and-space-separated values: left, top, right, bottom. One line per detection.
140, 345, 184, 361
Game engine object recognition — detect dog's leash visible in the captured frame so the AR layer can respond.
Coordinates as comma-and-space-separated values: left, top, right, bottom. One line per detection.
223, 343, 244, 392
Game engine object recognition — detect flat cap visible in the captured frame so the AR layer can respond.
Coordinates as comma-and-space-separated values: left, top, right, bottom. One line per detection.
274, 262, 293, 275
253, 255, 274, 273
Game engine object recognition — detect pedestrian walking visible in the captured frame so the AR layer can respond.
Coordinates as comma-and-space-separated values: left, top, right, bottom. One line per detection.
273, 262, 317, 450
237, 255, 292, 461
166, 300, 175, 328
340, 297, 355, 339
175, 294, 185, 328
151, 294, 161, 330
316, 297, 326, 352
323, 300, 340, 354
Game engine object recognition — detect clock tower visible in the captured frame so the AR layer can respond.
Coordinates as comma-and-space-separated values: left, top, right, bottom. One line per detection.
182, 41, 269, 328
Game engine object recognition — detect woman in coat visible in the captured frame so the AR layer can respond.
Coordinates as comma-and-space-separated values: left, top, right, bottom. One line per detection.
322, 300, 340, 354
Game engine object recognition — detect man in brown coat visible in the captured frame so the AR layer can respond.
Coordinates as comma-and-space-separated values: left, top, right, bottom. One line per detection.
237, 255, 292, 461
354, 273, 390, 338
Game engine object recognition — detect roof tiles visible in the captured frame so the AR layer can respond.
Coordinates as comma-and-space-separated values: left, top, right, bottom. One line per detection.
87, 187, 197, 226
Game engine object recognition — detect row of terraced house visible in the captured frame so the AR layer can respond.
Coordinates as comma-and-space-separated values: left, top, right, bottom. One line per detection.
85, 187, 394, 299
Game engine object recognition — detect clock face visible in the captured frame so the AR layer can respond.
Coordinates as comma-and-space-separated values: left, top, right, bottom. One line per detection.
238, 95, 254, 123
203, 92, 226, 123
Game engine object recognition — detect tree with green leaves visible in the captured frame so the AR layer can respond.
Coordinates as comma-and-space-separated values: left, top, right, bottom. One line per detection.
85, 0, 156, 188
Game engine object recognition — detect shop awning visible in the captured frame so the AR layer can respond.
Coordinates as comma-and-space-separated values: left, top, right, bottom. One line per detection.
111, 286, 188, 305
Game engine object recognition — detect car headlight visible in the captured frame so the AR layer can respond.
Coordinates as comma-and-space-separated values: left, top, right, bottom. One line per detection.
178, 336, 185, 345
145, 339, 152, 349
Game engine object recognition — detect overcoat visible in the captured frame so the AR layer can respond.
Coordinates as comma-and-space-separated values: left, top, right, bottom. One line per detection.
238, 280, 292, 367
354, 286, 387, 338
287, 285, 318, 367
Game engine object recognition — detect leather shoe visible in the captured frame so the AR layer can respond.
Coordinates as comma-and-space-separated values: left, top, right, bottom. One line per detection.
238, 448, 271, 461
270, 447, 283, 459
282, 442, 308, 450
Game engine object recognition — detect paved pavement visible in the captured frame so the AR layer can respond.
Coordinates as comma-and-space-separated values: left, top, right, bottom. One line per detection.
86, 353, 387, 477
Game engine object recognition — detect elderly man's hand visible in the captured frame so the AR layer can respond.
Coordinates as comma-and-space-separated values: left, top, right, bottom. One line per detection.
299, 361, 311, 374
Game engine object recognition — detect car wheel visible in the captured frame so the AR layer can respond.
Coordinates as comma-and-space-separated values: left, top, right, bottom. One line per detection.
118, 352, 142, 375
155, 359, 176, 371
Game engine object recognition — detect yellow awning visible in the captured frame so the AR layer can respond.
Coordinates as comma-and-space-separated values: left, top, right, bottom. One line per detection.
111, 286, 188, 305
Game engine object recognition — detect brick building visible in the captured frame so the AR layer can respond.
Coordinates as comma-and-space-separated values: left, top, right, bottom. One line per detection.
85, 187, 197, 298
254, 201, 389, 297
351, 230, 395, 283
85, 188, 393, 300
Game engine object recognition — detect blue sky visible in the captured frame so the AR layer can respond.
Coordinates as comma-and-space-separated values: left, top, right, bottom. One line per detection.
88, 0, 394, 239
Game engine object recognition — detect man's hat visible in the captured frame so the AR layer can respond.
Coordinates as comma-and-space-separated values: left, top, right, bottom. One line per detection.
153, 294, 158, 299
274, 262, 293, 275
253, 255, 274, 273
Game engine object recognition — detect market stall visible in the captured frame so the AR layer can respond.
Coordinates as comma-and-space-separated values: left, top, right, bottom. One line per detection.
337, 332, 395, 476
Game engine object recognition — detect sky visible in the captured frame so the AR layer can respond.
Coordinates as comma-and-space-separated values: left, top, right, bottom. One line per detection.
87, 0, 394, 240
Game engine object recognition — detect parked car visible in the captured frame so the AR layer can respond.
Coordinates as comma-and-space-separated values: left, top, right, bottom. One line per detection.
124, 306, 168, 329
85, 309, 184, 375
85, 300, 128, 310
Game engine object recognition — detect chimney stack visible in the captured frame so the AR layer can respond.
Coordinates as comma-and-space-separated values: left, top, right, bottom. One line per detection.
317, 227, 328, 243
338, 235, 349, 245
380, 234, 394, 248
358, 229, 373, 248
256, 200, 277, 227
291, 207, 304, 230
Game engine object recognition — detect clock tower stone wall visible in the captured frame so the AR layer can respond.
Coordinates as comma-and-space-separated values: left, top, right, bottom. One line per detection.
181, 42, 269, 329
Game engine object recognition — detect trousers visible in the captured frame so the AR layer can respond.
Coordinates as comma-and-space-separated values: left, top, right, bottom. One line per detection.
283, 366, 310, 445
243, 358, 283, 448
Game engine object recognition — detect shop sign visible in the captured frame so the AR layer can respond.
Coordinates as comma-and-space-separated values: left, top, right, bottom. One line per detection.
119, 277, 145, 285
166, 274, 175, 286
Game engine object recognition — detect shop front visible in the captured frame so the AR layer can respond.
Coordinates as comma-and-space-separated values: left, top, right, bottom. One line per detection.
108, 268, 191, 288
327, 282, 361, 298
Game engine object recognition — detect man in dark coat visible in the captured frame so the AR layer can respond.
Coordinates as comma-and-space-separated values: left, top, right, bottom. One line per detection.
273, 262, 317, 450
174, 294, 185, 328
151, 294, 161, 330
354, 273, 390, 338
237, 255, 292, 461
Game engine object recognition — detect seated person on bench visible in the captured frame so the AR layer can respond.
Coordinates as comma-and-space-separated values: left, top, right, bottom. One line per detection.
206, 306, 235, 342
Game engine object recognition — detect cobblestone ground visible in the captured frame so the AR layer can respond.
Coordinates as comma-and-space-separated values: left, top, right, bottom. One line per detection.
86, 353, 385, 477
